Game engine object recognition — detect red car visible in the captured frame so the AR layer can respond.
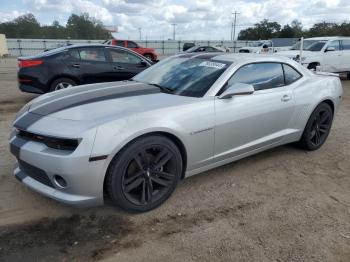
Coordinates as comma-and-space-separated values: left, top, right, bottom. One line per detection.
104, 39, 158, 61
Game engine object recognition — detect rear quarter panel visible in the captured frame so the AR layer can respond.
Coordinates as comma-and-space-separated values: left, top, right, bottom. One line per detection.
289, 74, 342, 141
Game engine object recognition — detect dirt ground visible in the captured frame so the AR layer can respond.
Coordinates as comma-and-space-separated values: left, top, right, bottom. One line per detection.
0, 58, 349, 262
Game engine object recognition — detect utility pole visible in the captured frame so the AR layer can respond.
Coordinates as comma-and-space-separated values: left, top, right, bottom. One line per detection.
138, 27, 142, 40
172, 23, 177, 40
231, 11, 240, 41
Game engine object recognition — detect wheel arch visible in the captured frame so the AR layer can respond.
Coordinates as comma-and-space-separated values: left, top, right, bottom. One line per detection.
103, 131, 188, 198
48, 74, 80, 89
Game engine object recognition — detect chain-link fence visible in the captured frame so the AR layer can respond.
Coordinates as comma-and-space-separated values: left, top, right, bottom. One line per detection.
6, 38, 256, 57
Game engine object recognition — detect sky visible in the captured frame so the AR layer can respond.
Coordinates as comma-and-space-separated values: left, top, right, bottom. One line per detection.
0, 0, 350, 40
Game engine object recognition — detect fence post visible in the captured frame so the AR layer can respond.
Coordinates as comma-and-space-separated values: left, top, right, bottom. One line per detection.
145, 40, 148, 48
43, 40, 47, 51
178, 41, 181, 52
17, 39, 22, 56
162, 40, 165, 55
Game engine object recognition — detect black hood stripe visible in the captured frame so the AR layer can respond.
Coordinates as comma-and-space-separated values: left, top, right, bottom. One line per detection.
14, 82, 160, 130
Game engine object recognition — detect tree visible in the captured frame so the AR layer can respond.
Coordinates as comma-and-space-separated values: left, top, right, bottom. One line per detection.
0, 13, 110, 39
238, 19, 282, 40
66, 13, 110, 39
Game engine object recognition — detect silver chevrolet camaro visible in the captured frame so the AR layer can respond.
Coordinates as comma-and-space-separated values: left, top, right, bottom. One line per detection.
9, 53, 343, 212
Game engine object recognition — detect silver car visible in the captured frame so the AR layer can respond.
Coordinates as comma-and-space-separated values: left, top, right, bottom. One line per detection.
9, 53, 343, 212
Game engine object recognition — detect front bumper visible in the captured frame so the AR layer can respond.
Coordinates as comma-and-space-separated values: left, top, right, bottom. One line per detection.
9, 131, 108, 207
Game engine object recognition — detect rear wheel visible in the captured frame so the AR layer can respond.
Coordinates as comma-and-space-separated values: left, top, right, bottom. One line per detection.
297, 103, 333, 150
144, 54, 154, 61
50, 77, 76, 92
106, 135, 182, 212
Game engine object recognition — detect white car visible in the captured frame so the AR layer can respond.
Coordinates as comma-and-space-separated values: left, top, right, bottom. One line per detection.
277, 37, 350, 76
238, 40, 291, 54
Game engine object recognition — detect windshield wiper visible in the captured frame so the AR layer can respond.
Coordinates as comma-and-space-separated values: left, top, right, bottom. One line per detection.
148, 83, 174, 94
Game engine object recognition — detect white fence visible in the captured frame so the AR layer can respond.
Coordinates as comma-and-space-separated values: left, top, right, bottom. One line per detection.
6, 38, 256, 57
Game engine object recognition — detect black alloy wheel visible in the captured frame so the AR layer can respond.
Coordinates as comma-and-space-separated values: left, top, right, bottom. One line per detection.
298, 103, 333, 150
106, 135, 182, 212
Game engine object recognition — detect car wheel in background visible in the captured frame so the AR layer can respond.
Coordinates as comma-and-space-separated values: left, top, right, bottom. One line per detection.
144, 54, 154, 61
347, 73, 350, 80
50, 77, 76, 92
106, 135, 183, 212
297, 102, 333, 151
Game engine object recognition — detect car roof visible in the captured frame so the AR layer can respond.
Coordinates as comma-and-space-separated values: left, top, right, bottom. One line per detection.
177, 52, 293, 64
305, 36, 350, 41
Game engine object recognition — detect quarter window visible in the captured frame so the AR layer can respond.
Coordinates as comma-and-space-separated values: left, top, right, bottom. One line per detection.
109, 49, 142, 64
283, 64, 302, 85
342, 40, 350, 50
79, 48, 106, 62
227, 63, 285, 91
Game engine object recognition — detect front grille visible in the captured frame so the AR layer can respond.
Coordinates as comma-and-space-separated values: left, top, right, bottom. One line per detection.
18, 160, 54, 188
17, 130, 79, 151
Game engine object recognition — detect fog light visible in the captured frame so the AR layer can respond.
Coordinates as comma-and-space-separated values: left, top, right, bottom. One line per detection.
54, 175, 67, 188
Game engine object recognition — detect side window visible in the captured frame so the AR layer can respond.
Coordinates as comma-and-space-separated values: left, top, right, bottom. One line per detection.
68, 49, 80, 60
327, 40, 340, 51
127, 41, 138, 48
283, 64, 302, 85
79, 48, 106, 62
109, 49, 142, 64
342, 40, 350, 50
227, 63, 285, 91
116, 40, 124, 47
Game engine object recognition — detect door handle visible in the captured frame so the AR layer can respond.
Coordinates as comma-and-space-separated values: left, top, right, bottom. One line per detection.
113, 65, 124, 70
71, 63, 80, 68
281, 95, 291, 102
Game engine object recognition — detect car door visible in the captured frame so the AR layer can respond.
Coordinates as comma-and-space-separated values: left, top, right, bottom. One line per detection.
339, 39, 350, 71
322, 40, 341, 72
106, 48, 149, 81
73, 47, 112, 84
213, 62, 296, 162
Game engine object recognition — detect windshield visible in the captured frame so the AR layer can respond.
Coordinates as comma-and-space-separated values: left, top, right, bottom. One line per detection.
133, 56, 230, 97
291, 40, 327, 51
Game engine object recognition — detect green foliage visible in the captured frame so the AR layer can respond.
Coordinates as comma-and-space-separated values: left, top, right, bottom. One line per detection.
0, 13, 111, 39
238, 19, 350, 40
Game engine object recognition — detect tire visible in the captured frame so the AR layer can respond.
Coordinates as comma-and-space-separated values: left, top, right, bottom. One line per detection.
49, 77, 76, 92
106, 135, 183, 212
307, 62, 319, 71
297, 103, 333, 151
144, 54, 154, 61
347, 73, 350, 80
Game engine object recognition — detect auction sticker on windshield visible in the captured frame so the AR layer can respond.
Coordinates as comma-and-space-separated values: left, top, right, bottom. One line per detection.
199, 61, 226, 69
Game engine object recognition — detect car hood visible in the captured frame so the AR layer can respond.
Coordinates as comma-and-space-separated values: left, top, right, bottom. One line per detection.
14, 81, 199, 129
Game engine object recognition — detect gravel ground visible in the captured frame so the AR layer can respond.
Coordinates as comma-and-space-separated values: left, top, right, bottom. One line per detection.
0, 58, 349, 262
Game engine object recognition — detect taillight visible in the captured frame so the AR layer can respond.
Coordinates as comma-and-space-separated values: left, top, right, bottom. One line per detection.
18, 60, 43, 68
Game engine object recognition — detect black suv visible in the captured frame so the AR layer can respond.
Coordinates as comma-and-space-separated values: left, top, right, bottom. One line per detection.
18, 44, 153, 94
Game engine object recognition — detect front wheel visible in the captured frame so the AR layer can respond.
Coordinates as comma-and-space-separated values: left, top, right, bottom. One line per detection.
297, 103, 333, 150
106, 135, 183, 212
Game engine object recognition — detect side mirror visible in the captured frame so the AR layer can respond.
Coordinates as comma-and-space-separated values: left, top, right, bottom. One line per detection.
219, 83, 254, 99
325, 46, 335, 52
